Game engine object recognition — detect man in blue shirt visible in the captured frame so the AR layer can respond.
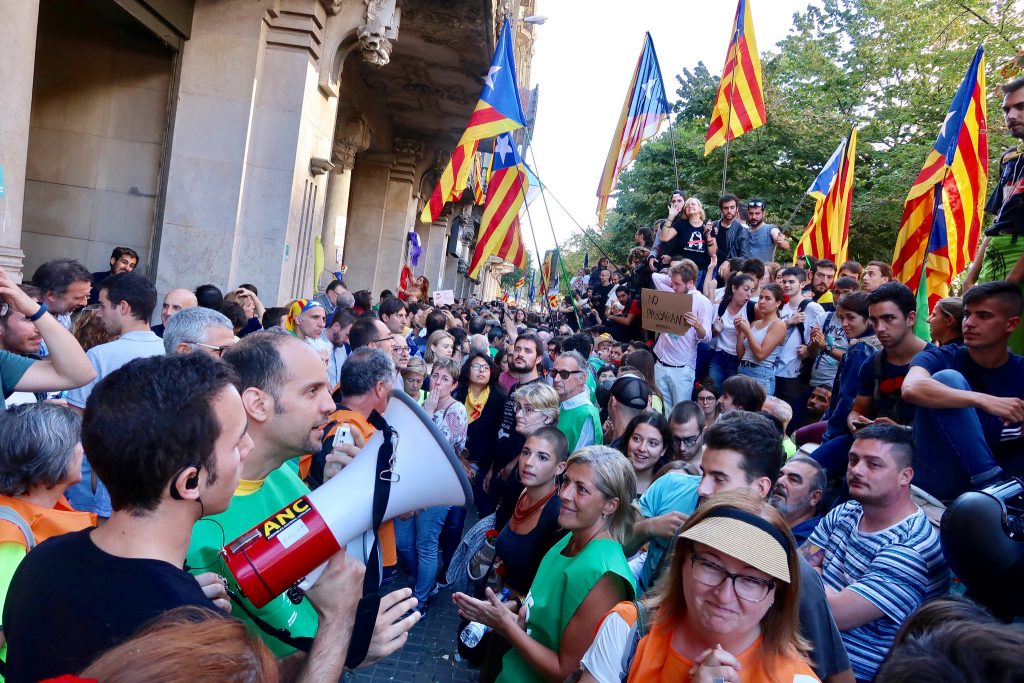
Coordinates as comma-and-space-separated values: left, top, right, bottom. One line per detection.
903, 280, 1024, 501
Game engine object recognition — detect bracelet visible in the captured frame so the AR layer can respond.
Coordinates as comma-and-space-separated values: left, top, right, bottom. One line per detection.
26, 302, 48, 322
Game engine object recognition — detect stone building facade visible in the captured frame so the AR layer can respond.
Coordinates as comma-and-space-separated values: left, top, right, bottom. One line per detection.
0, 0, 538, 306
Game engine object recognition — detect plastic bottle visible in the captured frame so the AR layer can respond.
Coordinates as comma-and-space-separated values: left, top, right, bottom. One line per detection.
459, 588, 512, 648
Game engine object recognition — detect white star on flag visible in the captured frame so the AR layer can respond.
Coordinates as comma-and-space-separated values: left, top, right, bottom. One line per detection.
484, 66, 502, 90
641, 79, 656, 99
493, 135, 514, 164
939, 111, 955, 140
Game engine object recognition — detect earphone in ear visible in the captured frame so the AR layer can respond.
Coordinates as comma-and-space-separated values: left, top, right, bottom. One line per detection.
169, 462, 203, 501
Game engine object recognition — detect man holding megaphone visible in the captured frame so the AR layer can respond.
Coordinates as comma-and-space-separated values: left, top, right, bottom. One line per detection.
187, 334, 420, 661
3, 352, 408, 682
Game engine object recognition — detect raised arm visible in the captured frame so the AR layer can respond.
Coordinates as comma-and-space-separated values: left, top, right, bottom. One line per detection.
0, 267, 95, 392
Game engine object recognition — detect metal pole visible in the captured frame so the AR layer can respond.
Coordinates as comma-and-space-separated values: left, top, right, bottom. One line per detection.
668, 112, 681, 190
720, 25, 740, 196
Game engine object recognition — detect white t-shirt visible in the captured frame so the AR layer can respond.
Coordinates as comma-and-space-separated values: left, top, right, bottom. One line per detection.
776, 297, 826, 378
580, 610, 631, 682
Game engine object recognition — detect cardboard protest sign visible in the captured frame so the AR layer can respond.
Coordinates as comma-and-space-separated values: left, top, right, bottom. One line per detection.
433, 289, 455, 306
641, 288, 692, 335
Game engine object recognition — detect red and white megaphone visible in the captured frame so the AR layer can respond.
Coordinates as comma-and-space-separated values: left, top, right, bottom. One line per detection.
222, 390, 473, 607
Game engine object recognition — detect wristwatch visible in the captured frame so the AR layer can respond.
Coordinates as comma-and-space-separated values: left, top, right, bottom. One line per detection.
824, 342, 835, 353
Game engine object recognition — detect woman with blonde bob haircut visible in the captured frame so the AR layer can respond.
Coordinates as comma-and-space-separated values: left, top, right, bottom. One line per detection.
454, 446, 638, 683
512, 382, 561, 437
579, 489, 814, 682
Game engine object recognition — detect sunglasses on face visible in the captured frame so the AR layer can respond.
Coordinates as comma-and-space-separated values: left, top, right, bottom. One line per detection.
551, 369, 582, 380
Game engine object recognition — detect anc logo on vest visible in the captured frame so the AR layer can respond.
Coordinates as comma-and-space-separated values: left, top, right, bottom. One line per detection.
261, 497, 312, 540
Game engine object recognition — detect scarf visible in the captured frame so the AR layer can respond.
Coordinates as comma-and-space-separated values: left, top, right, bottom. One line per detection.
464, 385, 490, 423
285, 298, 323, 334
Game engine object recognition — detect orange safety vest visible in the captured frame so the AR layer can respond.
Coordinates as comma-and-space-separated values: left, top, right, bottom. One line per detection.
0, 495, 97, 549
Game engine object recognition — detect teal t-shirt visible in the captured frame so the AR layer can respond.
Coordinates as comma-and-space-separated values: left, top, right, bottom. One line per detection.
637, 472, 701, 593
497, 535, 636, 683
187, 466, 319, 657
0, 351, 34, 411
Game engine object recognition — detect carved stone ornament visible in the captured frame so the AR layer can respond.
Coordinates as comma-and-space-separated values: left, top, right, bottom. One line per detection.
332, 118, 371, 170
310, 157, 336, 176
358, 0, 401, 67
392, 137, 425, 164
319, 0, 345, 15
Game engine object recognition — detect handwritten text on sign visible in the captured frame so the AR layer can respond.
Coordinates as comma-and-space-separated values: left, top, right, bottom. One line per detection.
641, 288, 692, 335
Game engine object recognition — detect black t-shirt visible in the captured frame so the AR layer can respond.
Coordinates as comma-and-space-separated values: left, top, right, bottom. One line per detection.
985, 148, 1024, 235
494, 494, 566, 595
668, 217, 711, 271
493, 377, 543, 471
590, 282, 614, 319
3, 528, 217, 682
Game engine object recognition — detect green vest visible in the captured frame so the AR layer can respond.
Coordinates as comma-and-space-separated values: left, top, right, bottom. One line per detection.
557, 394, 603, 452
497, 535, 636, 683
187, 466, 319, 657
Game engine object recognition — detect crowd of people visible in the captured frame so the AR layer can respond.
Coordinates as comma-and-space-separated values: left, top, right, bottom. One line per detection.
0, 79, 1022, 683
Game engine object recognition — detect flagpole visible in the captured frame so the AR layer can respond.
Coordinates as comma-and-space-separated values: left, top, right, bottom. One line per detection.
519, 182, 554, 319
668, 111, 681, 191
525, 143, 583, 325
720, 25, 739, 196
779, 194, 808, 235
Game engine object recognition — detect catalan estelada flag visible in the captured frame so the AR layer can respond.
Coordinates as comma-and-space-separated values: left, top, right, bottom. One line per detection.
891, 46, 988, 340
795, 128, 858, 265
596, 33, 670, 226
421, 20, 527, 223
468, 133, 529, 279
470, 152, 486, 205
704, 0, 767, 156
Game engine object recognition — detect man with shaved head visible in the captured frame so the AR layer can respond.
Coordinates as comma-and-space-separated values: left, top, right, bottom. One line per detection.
152, 288, 198, 337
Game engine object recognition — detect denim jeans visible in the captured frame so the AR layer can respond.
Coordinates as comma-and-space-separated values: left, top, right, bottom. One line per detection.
439, 505, 469, 577
811, 434, 855, 480
708, 349, 739, 390
912, 369, 1002, 502
394, 504, 450, 605
738, 362, 775, 396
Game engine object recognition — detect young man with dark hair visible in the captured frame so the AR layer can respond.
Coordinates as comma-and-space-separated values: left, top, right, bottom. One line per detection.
668, 400, 705, 465
650, 260, 713, 406
812, 282, 929, 480
88, 247, 139, 304
745, 198, 789, 263
694, 411, 854, 683
30, 258, 93, 330
720, 372, 766, 413
838, 260, 863, 282
313, 279, 347, 320
969, 77, 1024, 354
708, 193, 751, 261
65, 272, 165, 514
326, 306, 358, 388
902, 280, 1024, 500
378, 296, 409, 338
805, 424, 949, 682
861, 261, 893, 293
808, 258, 839, 310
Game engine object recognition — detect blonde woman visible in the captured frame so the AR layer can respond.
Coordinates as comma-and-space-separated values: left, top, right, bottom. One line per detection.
224, 287, 264, 337
512, 382, 560, 438
424, 329, 455, 391
454, 446, 638, 683
654, 193, 715, 289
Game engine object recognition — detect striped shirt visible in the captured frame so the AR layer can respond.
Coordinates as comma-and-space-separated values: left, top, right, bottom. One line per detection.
808, 501, 949, 680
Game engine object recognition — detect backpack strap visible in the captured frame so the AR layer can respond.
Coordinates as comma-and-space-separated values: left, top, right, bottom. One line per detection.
0, 506, 35, 551
795, 297, 812, 340
619, 601, 653, 682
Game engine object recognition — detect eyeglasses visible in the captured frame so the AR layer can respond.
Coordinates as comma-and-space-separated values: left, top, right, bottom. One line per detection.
392, 347, 410, 356
690, 552, 775, 602
673, 435, 700, 448
372, 336, 395, 345
513, 404, 538, 417
697, 396, 717, 403
189, 342, 230, 358
551, 369, 582, 380
469, 363, 490, 371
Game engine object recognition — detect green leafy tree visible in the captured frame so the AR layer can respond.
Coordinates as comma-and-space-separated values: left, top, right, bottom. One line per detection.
562, 0, 1024, 271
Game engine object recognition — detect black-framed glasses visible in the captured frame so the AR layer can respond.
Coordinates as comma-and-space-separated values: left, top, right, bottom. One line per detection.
392, 347, 410, 356
673, 435, 700, 448
690, 552, 775, 602
189, 342, 230, 358
372, 335, 395, 345
469, 363, 490, 371
697, 396, 717, 403
551, 369, 582, 380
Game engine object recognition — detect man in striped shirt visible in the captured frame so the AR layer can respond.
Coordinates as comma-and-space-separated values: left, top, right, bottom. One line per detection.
805, 424, 950, 682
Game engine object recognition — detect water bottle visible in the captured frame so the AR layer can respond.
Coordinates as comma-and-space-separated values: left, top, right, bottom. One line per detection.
459, 588, 512, 648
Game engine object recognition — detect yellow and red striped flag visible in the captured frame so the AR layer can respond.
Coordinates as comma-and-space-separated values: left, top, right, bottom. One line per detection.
470, 152, 486, 205
421, 19, 526, 223
795, 128, 858, 265
704, 0, 767, 156
892, 47, 988, 339
595, 33, 670, 226
468, 134, 529, 279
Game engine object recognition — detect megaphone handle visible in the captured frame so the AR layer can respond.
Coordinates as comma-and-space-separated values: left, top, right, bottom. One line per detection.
295, 562, 327, 595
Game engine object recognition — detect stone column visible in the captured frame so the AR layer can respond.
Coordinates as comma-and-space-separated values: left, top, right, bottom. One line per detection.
343, 154, 391, 291
421, 215, 449, 288
320, 117, 369, 288
0, 0, 40, 279
371, 137, 422, 293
